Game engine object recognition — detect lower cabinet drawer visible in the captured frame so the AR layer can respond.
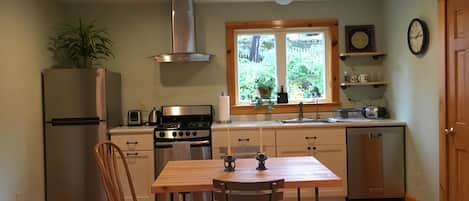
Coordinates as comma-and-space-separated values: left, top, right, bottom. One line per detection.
212, 145, 276, 159
111, 134, 153, 151
276, 128, 345, 146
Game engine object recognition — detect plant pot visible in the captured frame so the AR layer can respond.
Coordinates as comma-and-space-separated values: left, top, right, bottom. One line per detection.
258, 87, 273, 99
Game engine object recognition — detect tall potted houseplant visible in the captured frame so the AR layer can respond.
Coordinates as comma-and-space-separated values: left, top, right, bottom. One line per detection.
49, 20, 114, 68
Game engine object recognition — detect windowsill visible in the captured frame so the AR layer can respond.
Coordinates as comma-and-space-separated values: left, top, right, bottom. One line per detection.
230, 102, 341, 115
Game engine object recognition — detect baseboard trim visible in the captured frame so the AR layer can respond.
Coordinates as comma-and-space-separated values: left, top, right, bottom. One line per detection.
405, 194, 418, 201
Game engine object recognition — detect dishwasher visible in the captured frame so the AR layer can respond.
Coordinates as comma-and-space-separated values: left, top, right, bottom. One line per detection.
346, 126, 405, 200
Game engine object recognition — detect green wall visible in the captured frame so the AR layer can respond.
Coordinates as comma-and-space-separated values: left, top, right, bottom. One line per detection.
0, 1, 59, 201
383, 0, 440, 200
61, 0, 385, 119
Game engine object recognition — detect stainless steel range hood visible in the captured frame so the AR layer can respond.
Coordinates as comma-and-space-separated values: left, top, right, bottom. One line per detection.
153, 0, 213, 63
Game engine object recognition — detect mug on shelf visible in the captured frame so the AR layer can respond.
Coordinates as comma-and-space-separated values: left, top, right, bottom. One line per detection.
359, 74, 369, 83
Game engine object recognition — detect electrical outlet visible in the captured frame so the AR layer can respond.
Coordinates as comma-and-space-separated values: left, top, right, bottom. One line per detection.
15, 192, 23, 201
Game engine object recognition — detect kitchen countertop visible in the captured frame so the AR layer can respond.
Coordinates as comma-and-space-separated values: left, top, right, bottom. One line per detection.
109, 119, 406, 134
109, 126, 155, 134
211, 118, 406, 130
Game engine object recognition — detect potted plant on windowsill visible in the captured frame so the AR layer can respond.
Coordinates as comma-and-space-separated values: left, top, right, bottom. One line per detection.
255, 77, 275, 99
254, 77, 275, 111
48, 20, 114, 68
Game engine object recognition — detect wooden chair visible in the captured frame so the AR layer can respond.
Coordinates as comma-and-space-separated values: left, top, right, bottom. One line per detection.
213, 179, 285, 201
95, 142, 137, 201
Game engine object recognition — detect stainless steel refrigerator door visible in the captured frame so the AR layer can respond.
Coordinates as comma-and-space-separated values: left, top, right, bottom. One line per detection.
155, 141, 212, 201
43, 68, 105, 121
104, 70, 122, 128
44, 123, 106, 201
346, 127, 405, 199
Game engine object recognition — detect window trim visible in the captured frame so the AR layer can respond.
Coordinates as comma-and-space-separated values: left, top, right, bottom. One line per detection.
226, 19, 340, 115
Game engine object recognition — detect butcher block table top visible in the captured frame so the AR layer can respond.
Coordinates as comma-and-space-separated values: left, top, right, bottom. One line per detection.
151, 156, 342, 193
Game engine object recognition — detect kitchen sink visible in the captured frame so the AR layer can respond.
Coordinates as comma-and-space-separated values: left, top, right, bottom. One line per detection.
279, 118, 333, 124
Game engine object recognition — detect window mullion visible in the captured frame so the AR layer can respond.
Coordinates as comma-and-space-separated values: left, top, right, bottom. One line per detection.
276, 32, 287, 93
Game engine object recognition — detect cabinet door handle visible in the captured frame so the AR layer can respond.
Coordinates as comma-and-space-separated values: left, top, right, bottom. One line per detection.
238, 138, 250, 142
126, 141, 139, 145
315, 149, 342, 153
281, 151, 309, 155
126, 152, 139, 156
305, 136, 318, 140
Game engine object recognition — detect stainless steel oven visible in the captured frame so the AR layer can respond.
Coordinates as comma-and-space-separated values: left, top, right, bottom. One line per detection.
154, 140, 211, 201
154, 105, 213, 201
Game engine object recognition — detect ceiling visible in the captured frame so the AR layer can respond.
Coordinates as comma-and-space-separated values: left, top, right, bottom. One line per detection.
58, 0, 327, 4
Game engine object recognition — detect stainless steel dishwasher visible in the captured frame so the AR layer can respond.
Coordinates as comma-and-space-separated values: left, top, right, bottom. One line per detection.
346, 126, 405, 200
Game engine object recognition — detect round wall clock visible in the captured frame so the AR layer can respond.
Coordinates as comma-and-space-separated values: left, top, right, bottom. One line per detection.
351, 31, 370, 50
407, 18, 429, 55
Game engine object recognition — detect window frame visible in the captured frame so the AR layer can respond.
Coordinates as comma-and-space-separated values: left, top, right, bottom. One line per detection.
226, 19, 340, 115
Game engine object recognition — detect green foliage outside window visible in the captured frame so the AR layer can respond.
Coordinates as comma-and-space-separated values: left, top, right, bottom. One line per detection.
236, 31, 326, 104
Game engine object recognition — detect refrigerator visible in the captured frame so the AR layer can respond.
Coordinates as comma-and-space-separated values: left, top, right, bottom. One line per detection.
43, 68, 122, 201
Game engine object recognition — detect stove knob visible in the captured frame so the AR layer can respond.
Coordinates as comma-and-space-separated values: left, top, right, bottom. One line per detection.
178, 131, 184, 136
159, 132, 165, 137
192, 131, 197, 136
172, 132, 177, 137
185, 131, 191, 136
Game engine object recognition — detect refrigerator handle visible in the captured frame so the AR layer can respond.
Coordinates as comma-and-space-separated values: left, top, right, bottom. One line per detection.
51, 117, 100, 126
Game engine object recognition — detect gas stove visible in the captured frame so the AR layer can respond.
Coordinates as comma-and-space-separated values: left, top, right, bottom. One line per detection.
154, 105, 212, 140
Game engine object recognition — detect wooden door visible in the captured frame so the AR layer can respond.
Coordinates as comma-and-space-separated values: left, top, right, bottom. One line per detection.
446, 0, 469, 200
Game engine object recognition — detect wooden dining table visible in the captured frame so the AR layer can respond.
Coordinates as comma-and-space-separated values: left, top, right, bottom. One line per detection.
151, 156, 342, 201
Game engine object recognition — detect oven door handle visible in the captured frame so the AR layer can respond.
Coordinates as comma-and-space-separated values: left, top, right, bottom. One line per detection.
155, 140, 211, 148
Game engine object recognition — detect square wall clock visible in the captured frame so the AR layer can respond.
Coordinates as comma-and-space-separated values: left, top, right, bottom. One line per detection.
345, 25, 376, 53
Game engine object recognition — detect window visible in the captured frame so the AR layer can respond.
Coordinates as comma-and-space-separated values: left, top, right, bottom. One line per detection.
226, 19, 339, 114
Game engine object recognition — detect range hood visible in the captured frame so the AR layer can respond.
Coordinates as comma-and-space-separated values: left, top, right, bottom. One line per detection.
153, 0, 213, 63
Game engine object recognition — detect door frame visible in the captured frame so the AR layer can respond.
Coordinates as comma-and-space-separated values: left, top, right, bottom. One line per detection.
438, 0, 448, 201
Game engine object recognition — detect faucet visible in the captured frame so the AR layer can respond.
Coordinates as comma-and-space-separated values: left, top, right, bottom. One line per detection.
298, 102, 304, 121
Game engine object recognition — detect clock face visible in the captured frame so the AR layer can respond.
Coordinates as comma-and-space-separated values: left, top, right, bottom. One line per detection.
351, 31, 370, 50
408, 19, 428, 55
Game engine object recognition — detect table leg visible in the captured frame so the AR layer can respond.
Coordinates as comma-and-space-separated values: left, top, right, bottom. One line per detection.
171, 193, 174, 201
297, 188, 301, 201
181, 193, 187, 201
314, 187, 319, 201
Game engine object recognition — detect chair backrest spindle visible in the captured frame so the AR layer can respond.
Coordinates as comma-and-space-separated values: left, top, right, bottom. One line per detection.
95, 142, 137, 201
213, 179, 285, 201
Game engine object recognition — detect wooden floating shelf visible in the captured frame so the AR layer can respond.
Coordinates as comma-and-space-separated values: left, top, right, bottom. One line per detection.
340, 81, 388, 89
339, 52, 386, 61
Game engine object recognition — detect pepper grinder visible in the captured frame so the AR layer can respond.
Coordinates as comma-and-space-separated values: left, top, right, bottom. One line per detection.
256, 152, 268, 170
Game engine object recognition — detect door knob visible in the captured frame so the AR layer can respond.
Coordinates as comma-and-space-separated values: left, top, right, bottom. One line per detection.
444, 128, 455, 136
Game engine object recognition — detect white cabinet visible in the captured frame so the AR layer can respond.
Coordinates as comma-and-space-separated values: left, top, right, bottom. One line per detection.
212, 128, 276, 159
276, 128, 347, 201
111, 132, 154, 201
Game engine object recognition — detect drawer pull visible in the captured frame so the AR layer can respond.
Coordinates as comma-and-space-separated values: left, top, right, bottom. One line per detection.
126, 141, 139, 145
126, 152, 139, 156
238, 138, 250, 142
305, 136, 318, 140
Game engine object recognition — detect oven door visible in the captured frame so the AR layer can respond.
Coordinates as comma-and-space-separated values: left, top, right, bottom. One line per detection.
154, 140, 212, 201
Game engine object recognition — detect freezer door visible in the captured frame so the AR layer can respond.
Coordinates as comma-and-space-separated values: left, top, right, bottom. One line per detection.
104, 70, 122, 128
43, 68, 105, 121
44, 123, 106, 201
